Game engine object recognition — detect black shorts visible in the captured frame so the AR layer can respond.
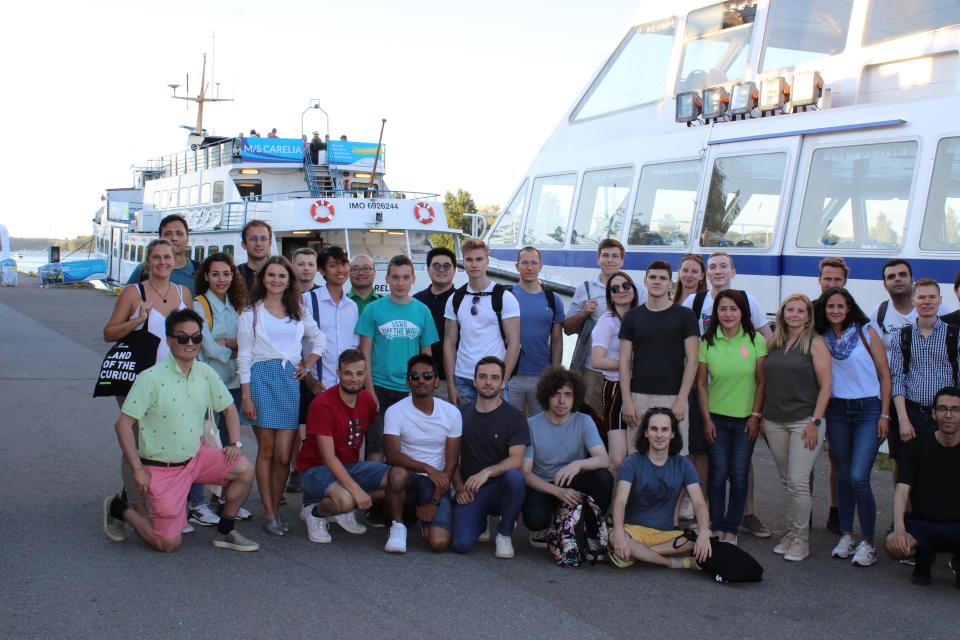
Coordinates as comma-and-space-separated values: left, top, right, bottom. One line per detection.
687, 390, 708, 456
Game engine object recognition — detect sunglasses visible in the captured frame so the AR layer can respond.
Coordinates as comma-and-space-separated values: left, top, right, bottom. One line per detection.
610, 282, 633, 294
470, 292, 492, 316
408, 371, 436, 381
171, 333, 203, 345
430, 262, 453, 271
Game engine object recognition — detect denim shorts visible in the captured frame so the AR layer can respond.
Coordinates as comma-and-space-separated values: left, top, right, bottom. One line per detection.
301, 460, 390, 505
403, 472, 453, 531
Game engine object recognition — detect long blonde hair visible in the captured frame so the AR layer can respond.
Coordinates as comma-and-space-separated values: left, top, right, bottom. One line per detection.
769, 293, 816, 355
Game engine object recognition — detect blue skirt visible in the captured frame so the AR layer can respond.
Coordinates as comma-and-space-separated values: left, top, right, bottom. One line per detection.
242, 359, 300, 429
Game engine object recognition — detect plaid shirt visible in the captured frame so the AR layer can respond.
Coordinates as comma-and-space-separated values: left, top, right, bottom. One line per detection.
889, 319, 958, 406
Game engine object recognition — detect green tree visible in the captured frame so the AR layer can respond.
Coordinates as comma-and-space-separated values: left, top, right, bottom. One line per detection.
432, 189, 478, 250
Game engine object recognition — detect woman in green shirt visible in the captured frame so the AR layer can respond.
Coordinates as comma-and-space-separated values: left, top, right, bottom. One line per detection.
697, 289, 767, 546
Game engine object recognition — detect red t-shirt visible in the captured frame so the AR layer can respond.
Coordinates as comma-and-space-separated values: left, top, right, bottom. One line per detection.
297, 385, 377, 474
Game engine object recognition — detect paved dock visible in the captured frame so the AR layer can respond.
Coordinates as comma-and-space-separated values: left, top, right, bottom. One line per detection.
0, 278, 955, 640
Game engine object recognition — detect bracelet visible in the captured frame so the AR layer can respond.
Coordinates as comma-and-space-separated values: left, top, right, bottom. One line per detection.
750, 412, 762, 419
880, 414, 891, 420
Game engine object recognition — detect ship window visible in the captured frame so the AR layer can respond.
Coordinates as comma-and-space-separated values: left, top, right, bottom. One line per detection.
630, 160, 702, 246
190, 185, 200, 205
136, 246, 143, 262
209, 245, 219, 255
179, 187, 189, 207
184, 246, 192, 261
797, 141, 917, 250
489, 180, 527, 247
213, 181, 224, 203
864, 0, 960, 45
222, 244, 234, 256
571, 19, 677, 121
921, 137, 960, 251
700, 152, 787, 249
676, 1, 756, 95
195, 246, 205, 262
571, 166, 634, 246
200, 183, 212, 204
522, 174, 577, 247
760, 0, 853, 71
152, 192, 160, 209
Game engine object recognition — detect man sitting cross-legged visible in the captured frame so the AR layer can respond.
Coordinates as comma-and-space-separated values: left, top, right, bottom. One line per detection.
609, 407, 712, 569
102, 309, 258, 553
384, 354, 462, 553
297, 349, 409, 552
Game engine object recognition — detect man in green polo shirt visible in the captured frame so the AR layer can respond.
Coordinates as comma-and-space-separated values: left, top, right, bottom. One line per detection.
102, 309, 259, 553
347, 254, 382, 314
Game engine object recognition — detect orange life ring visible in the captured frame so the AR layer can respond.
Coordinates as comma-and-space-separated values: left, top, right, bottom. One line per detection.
310, 199, 335, 223
413, 202, 435, 224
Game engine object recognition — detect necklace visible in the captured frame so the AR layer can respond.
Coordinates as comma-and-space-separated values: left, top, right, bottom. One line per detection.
148, 281, 173, 304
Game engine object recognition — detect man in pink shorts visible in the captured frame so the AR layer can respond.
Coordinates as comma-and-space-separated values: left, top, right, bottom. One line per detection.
102, 309, 258, 552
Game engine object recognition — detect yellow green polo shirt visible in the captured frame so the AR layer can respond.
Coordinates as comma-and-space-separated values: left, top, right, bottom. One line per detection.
698, 329, 768, 419
122, 355, 234, 463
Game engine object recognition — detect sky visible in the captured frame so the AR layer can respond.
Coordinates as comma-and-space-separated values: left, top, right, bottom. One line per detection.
2, 0, 643, 238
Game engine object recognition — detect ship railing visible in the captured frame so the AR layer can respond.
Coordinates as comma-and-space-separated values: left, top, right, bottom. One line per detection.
144, 138, 238, 178
261, 189, 441, 201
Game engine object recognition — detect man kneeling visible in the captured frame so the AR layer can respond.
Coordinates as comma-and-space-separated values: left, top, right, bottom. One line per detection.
609, 407, 711, 569
103, 309, 258, 552
297, 349, 408, 552
886, 386, 960, 587
384, 355, 462, 552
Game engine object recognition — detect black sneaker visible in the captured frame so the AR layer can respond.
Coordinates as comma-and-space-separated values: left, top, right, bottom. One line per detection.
911, 553, 934, 586
826, 507, 841, 535
365, 504, 388, 529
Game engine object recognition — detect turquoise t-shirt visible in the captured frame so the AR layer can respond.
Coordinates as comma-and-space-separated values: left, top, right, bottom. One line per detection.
698, 328, 768, 418
357, 296, 439, 391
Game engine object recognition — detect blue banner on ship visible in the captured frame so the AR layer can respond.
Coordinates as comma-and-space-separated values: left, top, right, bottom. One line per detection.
326, 140, 385, 171
240, 137, 305, 163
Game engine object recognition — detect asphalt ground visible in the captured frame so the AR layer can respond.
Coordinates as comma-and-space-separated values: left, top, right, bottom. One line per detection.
1, 278, 956, 640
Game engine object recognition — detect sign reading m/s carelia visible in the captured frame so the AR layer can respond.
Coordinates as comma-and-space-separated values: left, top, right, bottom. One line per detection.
241, 137, 304, 163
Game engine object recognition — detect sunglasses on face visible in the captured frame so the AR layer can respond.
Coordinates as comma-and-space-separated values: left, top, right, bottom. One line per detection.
408, 371, 436, 381
171, 333, 203, 345
430, 262, 453, 271
610, 282, 633, 294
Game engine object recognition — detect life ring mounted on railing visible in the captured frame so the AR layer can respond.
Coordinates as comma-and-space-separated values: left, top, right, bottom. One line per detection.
413, 202, 435, 224
311, 199, 335, 223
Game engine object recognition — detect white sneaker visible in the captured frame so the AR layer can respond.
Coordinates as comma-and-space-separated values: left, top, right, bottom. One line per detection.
831, 534, 856, 559
478, 516, 496, 543
495, 533, 514, 559
235, 507, 253, 520
188, 503, 221, 526
332, 511, 367, 535
301, 505, 331, 544
385, 522, 407, 553
181, 523, 195, 534
678, 496, 695, 521
773, 534, 794, 555
851, 540, 877, 567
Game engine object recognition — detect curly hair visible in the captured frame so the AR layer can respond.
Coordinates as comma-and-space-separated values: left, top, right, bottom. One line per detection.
195, 252, 247, 310
535, 367, 585, 412
635, 407, 683, 456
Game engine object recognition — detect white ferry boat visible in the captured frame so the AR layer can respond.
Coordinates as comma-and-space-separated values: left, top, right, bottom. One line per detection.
92, 80, 461, 293
485, 0, 960, 312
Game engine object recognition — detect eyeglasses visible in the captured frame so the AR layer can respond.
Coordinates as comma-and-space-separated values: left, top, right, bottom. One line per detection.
934, 405, 960, 415
610, 282, 633, 294
430, 262, 453, 271
246, 235, 270, 243
408, 371, 436, 381
171, 333, 203, 345
350, 266, 374, 274
518, 260, 541, 267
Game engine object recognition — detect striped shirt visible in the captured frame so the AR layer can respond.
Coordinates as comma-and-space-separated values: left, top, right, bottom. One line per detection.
889, 320, 959, 406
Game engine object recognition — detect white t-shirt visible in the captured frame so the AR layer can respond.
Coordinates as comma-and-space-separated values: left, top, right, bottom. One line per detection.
590, 312, 621, 382
869, 301, 952, 352
444, 282, 521, 379
683, 289, 767, 337
568, 274, 648, 372
383, 396, 463, 473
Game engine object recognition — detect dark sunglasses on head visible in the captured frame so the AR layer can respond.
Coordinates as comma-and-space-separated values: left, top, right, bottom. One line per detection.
408, 371, 436, 381
171, 333, 203, 345
610, 282, 633, 294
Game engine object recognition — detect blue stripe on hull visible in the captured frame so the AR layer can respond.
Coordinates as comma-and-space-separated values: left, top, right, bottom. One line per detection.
489, 249, 958, 281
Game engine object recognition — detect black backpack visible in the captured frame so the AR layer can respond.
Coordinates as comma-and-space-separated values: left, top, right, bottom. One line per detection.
451, 283, 511, 343
898, 323, 960, 384
696, 535, 764, 583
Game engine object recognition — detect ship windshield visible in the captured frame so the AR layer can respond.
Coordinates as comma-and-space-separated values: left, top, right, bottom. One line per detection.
676, 1, 757, 95
489, 180, 528, 246
571, 19, 677, 121
571, 166, 634, 246
522, 174, 577, 246
629, 159, 702, 247
920, 137, 960, 251
864, 0, 960, 45
760, 0, 853, 72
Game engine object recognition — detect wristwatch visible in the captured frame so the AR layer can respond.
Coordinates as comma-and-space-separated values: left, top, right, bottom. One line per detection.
229, 441, 243, 449
430, 496, 442, 506
809, 417, 823, 427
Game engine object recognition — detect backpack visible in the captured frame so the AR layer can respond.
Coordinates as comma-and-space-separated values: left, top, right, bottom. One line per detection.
876, 300, 889, 334
451, 283, 509, 343
697, 535, 764, 583
898, 323, 960, 385
570, 281, 598, 371
194, 294, 214, 332
305, 288, 323, 379
547, 494, 608, 567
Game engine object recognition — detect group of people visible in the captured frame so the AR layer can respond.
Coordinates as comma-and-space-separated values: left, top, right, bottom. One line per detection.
98, 215, 960, 588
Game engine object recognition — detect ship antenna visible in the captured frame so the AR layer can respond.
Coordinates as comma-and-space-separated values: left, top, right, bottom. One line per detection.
369, 118, 386, 192
170, 53, 234, 135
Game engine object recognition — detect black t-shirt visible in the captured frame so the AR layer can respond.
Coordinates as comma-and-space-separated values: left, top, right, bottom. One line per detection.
618, 304, 698, 395
899, 433, 960, 522
414, 285, 456, 380
459, 402, 530, 480
941, 310, 960, 328
238, 263, 257, 292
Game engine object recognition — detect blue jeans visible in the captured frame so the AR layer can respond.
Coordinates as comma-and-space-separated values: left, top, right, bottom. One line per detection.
451, 469, 525, 553
826, 396, 881, 540
707, 414, 756, 535
455, 376, 508, 406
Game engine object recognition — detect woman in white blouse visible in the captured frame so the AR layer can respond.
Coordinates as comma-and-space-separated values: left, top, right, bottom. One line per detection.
237, 256, 325, 536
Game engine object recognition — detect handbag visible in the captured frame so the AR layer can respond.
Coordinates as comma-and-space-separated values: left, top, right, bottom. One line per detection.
697, 536, 764, 583
569, 281, 598, 371
93, 284, 160, 398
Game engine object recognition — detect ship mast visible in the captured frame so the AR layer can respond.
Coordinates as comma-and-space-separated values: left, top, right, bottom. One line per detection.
171, 54, 233, 135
